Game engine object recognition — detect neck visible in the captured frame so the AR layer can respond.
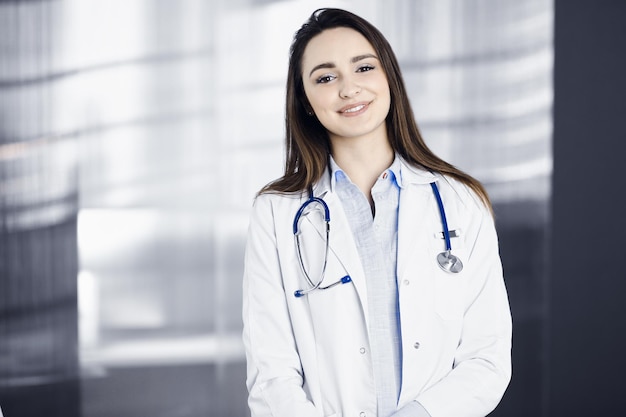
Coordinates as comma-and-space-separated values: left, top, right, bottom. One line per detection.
330, 135, 394, 205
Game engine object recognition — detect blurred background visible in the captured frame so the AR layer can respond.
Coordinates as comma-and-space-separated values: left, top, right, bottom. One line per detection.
1, 0, 624, 416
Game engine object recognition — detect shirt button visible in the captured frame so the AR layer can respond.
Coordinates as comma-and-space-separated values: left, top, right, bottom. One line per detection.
382, 172, 388, 179
359, 347, 366, 354
403, 280, 410, 286
414, 342, 421, 349
360, 412, 366, 417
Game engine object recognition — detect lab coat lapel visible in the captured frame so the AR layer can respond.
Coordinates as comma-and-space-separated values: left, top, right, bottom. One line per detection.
323, 191, 369, 310
397, 162, 438, 281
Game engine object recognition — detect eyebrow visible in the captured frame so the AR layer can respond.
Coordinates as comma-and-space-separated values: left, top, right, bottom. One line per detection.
308, 53, 379, 77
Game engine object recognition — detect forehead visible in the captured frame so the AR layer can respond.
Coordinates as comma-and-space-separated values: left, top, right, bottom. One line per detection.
301, 27, 376, 71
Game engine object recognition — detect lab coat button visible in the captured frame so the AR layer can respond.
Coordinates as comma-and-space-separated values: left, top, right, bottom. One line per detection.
360, 412, 366, 417
414, 342, 420, 349
359, 347, 366, 354
403, 279, 410, 286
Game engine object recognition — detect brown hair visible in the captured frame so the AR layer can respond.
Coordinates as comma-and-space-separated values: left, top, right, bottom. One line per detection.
259, 8, 491, 211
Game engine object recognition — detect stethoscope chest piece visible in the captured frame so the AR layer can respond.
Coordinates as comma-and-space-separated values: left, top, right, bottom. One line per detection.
437, 250, 463, 273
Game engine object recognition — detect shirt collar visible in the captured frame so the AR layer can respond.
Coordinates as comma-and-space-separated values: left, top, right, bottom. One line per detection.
314, 154, 437, 196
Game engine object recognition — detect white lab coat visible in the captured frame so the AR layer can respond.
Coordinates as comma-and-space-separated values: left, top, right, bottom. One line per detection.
242, 159, 512, 417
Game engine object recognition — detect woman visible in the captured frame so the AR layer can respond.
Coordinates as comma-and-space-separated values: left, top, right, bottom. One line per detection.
242, 8, 511, 417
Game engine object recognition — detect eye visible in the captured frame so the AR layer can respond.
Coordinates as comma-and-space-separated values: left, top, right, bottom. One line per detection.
357, 64, 375, 73
316, 74, 336, 84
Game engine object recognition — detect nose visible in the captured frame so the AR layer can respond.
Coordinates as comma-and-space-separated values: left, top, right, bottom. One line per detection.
339, 76, 361, 98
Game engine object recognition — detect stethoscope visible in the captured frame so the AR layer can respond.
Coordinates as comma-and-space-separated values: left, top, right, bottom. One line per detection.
292, 181, 463, 298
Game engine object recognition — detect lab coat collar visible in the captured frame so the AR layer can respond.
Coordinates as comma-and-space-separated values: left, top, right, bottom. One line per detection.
398, 157, 438, 186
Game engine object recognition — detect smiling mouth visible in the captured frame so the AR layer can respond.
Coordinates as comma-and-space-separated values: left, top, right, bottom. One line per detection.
342, 104, 366, 113
339, 102, 370, 115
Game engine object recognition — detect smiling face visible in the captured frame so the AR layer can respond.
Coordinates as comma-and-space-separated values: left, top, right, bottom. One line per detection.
301, 27, 391, 148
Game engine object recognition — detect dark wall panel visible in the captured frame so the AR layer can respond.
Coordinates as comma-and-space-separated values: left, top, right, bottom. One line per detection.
0, 220, 80, 417
551, 0, 626, 415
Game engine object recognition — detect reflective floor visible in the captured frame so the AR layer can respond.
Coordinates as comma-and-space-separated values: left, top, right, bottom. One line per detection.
81, 362, 249, 417
1, 362, 248, 417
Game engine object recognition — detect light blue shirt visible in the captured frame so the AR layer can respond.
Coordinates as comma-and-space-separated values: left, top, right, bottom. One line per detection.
329, 156, 430, 417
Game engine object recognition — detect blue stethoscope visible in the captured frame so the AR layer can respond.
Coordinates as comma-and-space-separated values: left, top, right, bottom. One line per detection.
293, 181, 463, 298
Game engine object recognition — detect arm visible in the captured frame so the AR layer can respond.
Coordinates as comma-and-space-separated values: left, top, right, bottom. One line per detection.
417, 207, 512, 417
242, 195, 319, 417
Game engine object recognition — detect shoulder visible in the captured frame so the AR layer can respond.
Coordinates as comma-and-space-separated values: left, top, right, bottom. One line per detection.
254, 190, 306, 205
433, 173, 492, 219
251, 190, 307, 218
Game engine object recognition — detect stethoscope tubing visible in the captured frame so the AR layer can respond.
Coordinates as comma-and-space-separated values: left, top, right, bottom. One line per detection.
293, 187, 332, 297
430, 182, 452, 252
293, 187, 330, 235
292, 180, 463, 298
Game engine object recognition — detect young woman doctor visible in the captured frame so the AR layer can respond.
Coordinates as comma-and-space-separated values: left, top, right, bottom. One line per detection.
243, 8, 512, 417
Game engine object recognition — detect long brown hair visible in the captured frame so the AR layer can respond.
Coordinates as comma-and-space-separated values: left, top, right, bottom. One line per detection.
259, 8, 491, 211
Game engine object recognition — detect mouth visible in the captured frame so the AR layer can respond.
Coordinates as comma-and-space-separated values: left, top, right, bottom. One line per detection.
338, 101, 370, 116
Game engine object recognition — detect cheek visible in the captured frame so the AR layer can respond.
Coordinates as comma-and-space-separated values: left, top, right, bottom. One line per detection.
302, 84, 316, 105
377, 77, 391, 98
307, 92, 332, 112
304, 84, 335, 110
378, 80, 392, 111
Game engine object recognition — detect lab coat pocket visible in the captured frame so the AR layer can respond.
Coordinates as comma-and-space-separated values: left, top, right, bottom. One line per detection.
434, 273, 466, 320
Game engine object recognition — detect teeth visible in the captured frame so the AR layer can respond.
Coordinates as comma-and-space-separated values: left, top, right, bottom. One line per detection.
343, 104, 365, 113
